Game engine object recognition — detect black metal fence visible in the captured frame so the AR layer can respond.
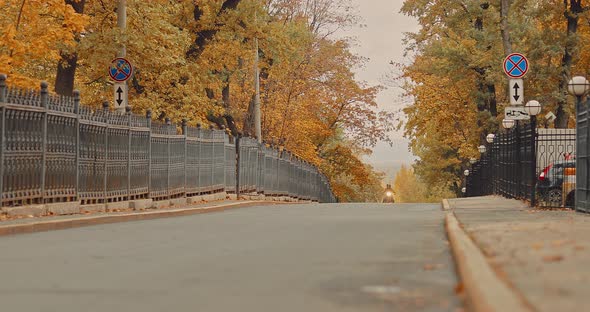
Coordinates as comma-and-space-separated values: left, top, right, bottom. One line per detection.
465, 121, 576, 208
0, 75, 337, 207
576, 98, 590, 212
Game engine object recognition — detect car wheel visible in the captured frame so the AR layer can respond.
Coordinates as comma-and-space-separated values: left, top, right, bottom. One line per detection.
546, 188, 562, 207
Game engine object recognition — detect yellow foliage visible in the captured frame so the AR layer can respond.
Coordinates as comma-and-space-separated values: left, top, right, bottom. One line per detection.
0, 0, 388, 202
0, 0, 88, 88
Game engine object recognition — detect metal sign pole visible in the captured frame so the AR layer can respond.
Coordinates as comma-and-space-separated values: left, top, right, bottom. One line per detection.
116, 0, 127, 114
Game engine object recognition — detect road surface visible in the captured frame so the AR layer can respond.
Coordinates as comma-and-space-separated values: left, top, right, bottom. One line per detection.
0, 203, 460, 311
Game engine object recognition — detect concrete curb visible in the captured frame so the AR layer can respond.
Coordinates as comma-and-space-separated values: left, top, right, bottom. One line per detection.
444, 199, 531, 312
442, 198, 450, 211
0, 201, 287, 237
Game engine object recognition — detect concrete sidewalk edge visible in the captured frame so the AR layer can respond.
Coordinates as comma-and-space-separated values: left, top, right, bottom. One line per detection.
0, 201, 289, 237
443, 199, 532, 312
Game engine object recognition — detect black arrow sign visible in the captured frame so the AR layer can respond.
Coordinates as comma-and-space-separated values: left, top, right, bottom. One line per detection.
512, 83, 520, 102
116, 87, 123, 106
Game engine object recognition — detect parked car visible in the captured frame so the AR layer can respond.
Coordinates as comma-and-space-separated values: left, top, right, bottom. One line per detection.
536, 159, 575, 206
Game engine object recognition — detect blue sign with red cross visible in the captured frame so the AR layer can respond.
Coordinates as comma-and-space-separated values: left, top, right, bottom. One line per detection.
503, 53, 529, 79
109, 58, 133, 82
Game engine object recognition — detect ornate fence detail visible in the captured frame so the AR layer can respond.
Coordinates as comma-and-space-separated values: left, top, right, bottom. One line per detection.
0, 77, 336, 207
465, 124, 576, 209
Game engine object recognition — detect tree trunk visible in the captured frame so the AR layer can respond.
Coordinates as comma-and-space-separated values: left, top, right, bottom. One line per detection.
55, 52, 78, 96
54, 0, 85, 96
555, 0, 583, 128
190, 0, 243, 135
186, 0, 242, 60
472, 3, 498, 138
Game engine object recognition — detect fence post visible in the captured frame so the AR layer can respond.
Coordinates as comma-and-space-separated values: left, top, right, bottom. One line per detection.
196, 123, 202, 193
0, 74, 6, 207
0, 74, 5, 102
146, 109, 152, 197
182, 119, 188, 192
500, 130, 509, 196
165, 117, 171, 198
235, 133, 241, 199
126, 106, 131, 199
221, 125, 227, 191
40, 81, 49, 202
210, 124, 216, 192
530, 117, 537, 207
514, 120, 523, 199
103, 101, 109, 202
73, 90, 80, 201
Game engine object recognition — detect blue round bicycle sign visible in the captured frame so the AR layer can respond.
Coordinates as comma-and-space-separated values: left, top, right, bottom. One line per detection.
109, 58, 133, 82
503, 53, 529, 79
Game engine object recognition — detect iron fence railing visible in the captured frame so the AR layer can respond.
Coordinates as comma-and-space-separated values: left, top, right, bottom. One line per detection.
0, 76, 336, 207
465, 121, 576, 209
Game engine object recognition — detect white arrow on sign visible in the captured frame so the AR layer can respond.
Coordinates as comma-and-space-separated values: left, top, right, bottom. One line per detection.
509, 79, 524, 105
113, 83, 128, 111
505, 106, 530, 120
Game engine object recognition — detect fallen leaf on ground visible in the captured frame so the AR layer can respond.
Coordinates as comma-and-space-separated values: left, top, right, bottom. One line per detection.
531, 242, 544, 250
423, 264, 443, 271
454, 283, 464, 294
542, 255, 564, 262
551, 240, 571, 247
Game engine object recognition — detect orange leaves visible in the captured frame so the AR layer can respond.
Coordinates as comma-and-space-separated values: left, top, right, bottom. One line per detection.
0, 0, 88, 88
0, 0, 385, 202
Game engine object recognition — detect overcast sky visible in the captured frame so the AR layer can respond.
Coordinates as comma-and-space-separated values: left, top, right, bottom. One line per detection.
338, 0, 420, 176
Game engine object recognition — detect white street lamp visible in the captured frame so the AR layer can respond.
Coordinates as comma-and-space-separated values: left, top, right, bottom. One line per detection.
568, 76, 590, 97
464, 169, 470, 176
461, 187, 466, 194
478, 145, 487, 154
567, 77, 588, 211
502, 119, 515, 129
469, 158, 477, 164
486, 133, 495, 144
524, 100, 542, 116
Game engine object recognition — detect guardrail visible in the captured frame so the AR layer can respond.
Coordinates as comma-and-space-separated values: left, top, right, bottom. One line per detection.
0, 75, 337, 207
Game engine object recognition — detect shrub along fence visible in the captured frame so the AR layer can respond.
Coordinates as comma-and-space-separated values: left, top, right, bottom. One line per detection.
465, 122, 576, 209
0, 75, 336, 209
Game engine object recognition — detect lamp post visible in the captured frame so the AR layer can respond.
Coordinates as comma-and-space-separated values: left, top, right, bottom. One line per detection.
486, 133, 496, 194
464, 169, 470, 197
478, 145, 487, 195
503, 117, 521, 197
525, 100, 542, 207
568, 76, 590, 211
502, 119, 515, 129
486, 134, 495, 144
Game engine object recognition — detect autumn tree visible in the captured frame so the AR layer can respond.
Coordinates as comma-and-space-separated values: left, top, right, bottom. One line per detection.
0, 0, 391, 202
399, 0, 590, 197
0, 0, 87, 88
54, 0, 86, 96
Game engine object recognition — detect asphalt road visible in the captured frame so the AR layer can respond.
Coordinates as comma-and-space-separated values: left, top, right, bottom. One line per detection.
0, 203, 460, 311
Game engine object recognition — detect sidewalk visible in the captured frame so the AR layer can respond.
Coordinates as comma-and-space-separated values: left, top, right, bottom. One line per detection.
446, 196, 590, 312
0, 199, 294, 237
